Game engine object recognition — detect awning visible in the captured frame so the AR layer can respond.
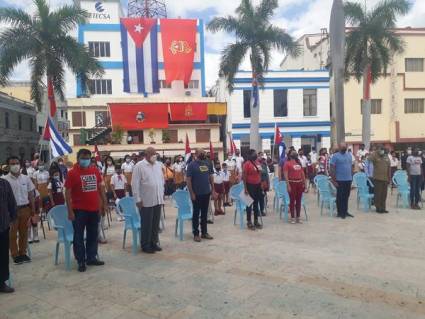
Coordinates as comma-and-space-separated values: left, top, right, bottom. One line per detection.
207, 103, 227, 116
109, 103, 169, 130
169, 103, 207, 121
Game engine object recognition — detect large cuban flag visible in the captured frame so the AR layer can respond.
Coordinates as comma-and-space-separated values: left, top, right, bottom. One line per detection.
43, 117, 72, 158
120, 18, 159, 94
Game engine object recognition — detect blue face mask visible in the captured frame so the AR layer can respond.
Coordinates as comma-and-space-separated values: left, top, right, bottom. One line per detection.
79, 159, 91, 168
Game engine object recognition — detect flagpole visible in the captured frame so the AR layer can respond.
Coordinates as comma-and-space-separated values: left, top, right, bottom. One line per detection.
272, 123, 277, 162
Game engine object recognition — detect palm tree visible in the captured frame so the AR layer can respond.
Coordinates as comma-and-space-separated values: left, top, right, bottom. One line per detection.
207, 0, 300, 151
344, 0, 410, 150
0, 0, 103, 110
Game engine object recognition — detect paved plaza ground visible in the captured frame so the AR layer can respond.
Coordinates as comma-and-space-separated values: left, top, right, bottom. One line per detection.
1, 190, 425, 319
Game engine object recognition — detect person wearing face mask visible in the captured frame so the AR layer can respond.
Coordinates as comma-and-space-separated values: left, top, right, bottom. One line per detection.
132, 147, 165, 253
23, 160, 35, 179
401, 148, 411, 170
330, 143, 355, 219
406, 148, 423, 210
234, 149, 244, 180
121, 155, 134, 195
164, 158, 175, 196
242, 149, 263, 230
283, 150, 306, 224
2, 156, 36, 265
370, 146, 391, 213
32, 161, 49, 242
111, 166, 127, 222
224, 153, 237, 185
103, 156, 116, 198
186, 148, 216, 242
212, 163, 225, 215
57, 158, 68, 180
172, 156, 185, 189
48, 169, 65, 208
65, 149, 108, 272
222, 162, 231, 206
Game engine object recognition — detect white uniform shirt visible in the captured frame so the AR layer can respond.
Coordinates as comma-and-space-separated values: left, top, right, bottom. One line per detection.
111, 173, 127, 190
2, 173, 35, 206
235, 156, 244, 173
172, 162, 185, 173
132, 159, 165, 207
213, 170, 224, 184
309, 152, 318, 164
356, 149, 369, 159
105, 165, 115, 176
389, 155, 399, 168
222, 170, 230, 182
121, 162, 134, 174
224, 159, 236, 171
25, 167, 35, 179
299, 155, 308, 168
33, 170, 49, 184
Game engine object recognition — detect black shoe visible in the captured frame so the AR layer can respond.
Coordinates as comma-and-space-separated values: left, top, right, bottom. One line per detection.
254, 222, 263, 229
0, 283, 14, 293
152, 244, 162, 252
21, 255, 31, 263
142, 248, 156, 254
341, 215, 346, 219
346, 213, 354, 218
13, 256, 23, 265
201, 233, 214, 240
207, 220, 214, 224
376, 209, 384, 214
261, 212, 266, 217
78, 263, 86, 272
86, 259, 105, 266
382, 210, 389, 213
336, 214, 343, 218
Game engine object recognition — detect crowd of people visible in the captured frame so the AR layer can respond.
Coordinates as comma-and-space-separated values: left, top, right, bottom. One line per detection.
0, 142, 424, 293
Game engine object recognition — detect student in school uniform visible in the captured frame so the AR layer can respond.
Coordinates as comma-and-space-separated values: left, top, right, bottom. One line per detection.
213, 163, 225, 215
111, 166, 127, 222
222, 162, 231, 207
48, 169, 65, 208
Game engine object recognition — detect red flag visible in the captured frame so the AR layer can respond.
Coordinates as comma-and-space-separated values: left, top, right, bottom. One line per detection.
48, 79, 57, 117
209, 141, 214, 161
185, 133, 191, 164
43, 118, 51, 141
160, 19, 197, 85
364, 65, 372, 100
93, 144, 102, 166
109, 103, 169, 130
229, 135, 236, 154
274, 124, 283, 145
169, 103, 207, 121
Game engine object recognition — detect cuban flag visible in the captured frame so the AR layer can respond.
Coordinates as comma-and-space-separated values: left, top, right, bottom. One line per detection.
43, 117, 72, 158
121, 18, 159, 94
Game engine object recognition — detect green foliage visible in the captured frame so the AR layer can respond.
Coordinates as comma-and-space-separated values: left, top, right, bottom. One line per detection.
162, 130, 170, 143
0, 0, 103, 110
111, 125, 124, 144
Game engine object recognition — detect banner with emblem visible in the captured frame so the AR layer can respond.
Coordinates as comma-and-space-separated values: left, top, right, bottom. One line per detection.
160, 19, 197, 85
108, 103, 169, 130
169, 103, 207, 121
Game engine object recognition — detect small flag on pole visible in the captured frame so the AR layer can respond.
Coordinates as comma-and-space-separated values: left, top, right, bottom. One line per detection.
209, 141, 214, 161
274, 124, 282, 146
185, 133, 192, 164
43, 117, 72, 158
93, 144, 102, 167
48, 79, 57, 117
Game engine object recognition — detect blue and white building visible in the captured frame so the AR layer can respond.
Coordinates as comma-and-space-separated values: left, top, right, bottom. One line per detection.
228, 70, 331, 152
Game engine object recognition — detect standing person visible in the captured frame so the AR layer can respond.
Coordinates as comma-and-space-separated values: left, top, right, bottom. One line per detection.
389, 151, 399, 187
242, 149, 263, 230
283, 150, 306, 224
370, 146, 391, 213
65, 149, 107, 272
172, 156, 185, 189
103, 156, 115, 199
330, 143, 354, 219
2, 156, 36, 264
121, 155, 134, 195
47, 169, 65, 207
222, 162, 231, 207
259, 157, 270, 216
401, 148, 411, 170
164, 159, 175, 196
406, 149, 423, 210
132, 147, 165, 253
224, 153, 237, 185
23, 160, 35, 180
309, 147, 318, 166
57, 158, 68, 180
234, 149, 244, 181
212, 162, 224, 215
316, 148, 328, 176
356, 144, 369, 161
31, 153, 40, 169
298, 149, 308, 176
0, 178, 17, 293
111, 165, 127, 221
186, 148, 216, 242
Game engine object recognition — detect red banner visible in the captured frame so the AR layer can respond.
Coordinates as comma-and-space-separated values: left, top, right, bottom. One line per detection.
109, 103, 169, 131
169, 103, 207, 121
48, 79, 57, 117
161, 19, 197, 85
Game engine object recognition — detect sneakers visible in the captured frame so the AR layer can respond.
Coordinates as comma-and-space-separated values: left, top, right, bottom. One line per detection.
290, 218, 296, 224
86, 259, 105, 266
22, 255, 31, 263
247, 222, 255, 230
13, 256, 23, 265
0, 283, 14, 293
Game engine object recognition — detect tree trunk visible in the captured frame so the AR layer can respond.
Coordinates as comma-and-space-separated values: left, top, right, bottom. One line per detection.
362, 65, 371, 150
249, 76, 261, 151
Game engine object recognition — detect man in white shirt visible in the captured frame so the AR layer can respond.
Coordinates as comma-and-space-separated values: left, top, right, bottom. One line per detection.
172, 156, 185, 188
121, 155, 134, 194
309, 147, 318, 164
234, 149, 244, 177
224, 153, 237, 184
132, 147, 165, 254
356, 144, 369, 161
2, 156, 36, 264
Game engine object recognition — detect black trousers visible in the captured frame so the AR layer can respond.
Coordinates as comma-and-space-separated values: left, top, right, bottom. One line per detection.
72, 210, 99, 264
336, 181, 352, 217
192, 193, 210, 236
139, 205, 161, 250
246, 183, 262, 223
0, 228, 9, 283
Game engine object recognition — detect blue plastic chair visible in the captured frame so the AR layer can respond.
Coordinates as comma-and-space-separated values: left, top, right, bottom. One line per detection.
118, 197, 141, 255
49, 205, 74, 271
230, 183, 246, 229
172, 190, 193, 240
272, 177, 280, 212
314, 175, 330, 206
393, 171, 410, 208
316, 178, 337, 217
276, 181, 308, 222
353, 172, 374, 212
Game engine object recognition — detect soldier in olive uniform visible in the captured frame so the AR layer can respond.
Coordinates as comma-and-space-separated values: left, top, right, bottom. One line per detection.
370, 146, 391, 213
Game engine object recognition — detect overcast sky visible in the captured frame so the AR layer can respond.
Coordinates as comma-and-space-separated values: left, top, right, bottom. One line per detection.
1, 0, 424, 97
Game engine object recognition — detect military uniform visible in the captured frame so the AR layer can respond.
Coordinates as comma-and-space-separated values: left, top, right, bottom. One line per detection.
371, 152, 391, 212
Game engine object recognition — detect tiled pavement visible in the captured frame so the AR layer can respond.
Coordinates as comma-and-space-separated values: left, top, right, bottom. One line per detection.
1, 191, 425, 319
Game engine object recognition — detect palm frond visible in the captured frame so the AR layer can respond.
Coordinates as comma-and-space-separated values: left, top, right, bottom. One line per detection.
262, 26, 301, 57
219, 42, 248, 91
371, 0, 410, 23
236, 0, 255, 22
344, 1, 366, 26
50, 5, 88, 33
0, 7, 33, 27
29, 55, 46, 111
256, 0, 278, 22
207, 16, 239, 34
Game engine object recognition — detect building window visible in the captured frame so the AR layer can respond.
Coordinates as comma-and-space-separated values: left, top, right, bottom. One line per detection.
303, 89, 317, 116
162, 129, 178, 143
18, 115, 22, 130
95, 111, 109, 126
72, 111, 87, 127
196, 129, 210, 143
38, 126, 43, 135
129, 131, 144, 144
88, 41, 111, 57
361, 99, 382, 114
88, 79, 112, 95
73, 134, 82, 146
273, 89, 288, 117
405, 58, 424, 72
159, 80, 172, 89
405, 99, 425, 113
5, 112, 9, 129
185, 80, 199, 89
243, 90, 251, 118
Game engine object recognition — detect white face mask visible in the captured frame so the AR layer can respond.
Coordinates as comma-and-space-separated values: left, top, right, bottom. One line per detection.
126, 158, 131, 163
10, 164, 20, 174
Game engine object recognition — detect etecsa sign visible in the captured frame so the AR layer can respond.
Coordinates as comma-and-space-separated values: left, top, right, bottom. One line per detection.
80, 1, 121, 24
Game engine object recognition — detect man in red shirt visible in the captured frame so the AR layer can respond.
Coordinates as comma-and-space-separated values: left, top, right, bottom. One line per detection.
242, 149, 263, 230
65, 149, 108, 272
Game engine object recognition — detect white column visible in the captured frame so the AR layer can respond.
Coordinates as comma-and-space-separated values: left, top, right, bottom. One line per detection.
292, 137, 302, 151
322, 136, 331, 150
262, 138, 271, 152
